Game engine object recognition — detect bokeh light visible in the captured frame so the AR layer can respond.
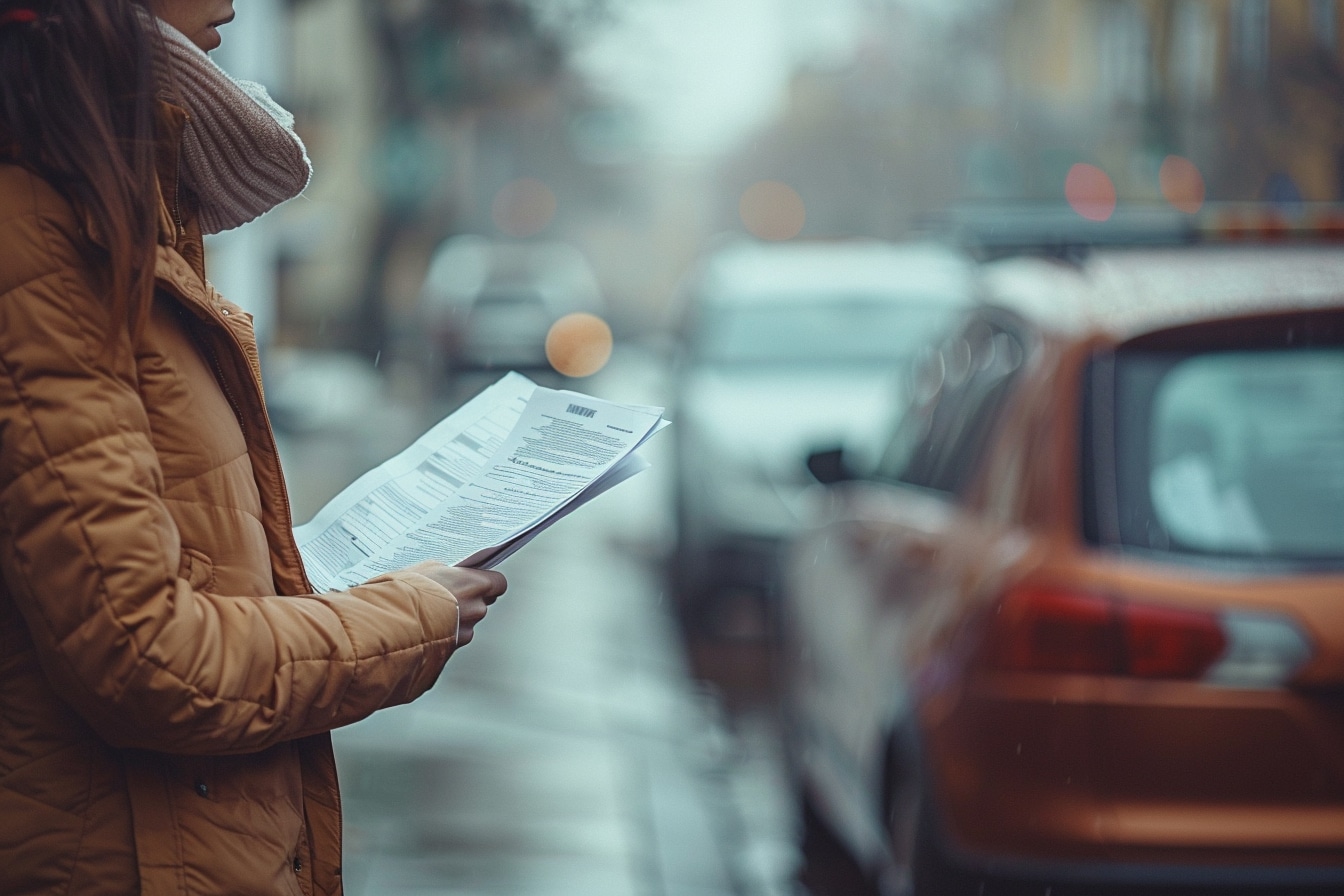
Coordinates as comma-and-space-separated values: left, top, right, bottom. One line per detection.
546, 312, 613, 377
739, 180, 806, 241
1160, 155, 1206, 214
492, 178, 557, 238
1064, 163, 1117, 222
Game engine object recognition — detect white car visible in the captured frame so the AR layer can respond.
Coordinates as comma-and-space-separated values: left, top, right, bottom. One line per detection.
668, 238, 976, 640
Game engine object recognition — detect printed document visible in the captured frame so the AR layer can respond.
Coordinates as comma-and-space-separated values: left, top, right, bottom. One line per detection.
295, 372, 668, 591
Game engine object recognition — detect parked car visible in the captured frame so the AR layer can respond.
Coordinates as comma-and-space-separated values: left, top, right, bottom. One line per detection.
780, 237, 1344, 895
417, 235, 603, 377
667, 238, 975, 640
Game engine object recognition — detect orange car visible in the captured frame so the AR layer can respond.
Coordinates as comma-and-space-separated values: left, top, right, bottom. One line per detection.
781, 241, 1344, 895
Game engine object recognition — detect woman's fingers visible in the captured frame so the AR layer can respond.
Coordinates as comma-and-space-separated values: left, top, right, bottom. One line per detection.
406, 561, 507, 599
404, 561, 508, 647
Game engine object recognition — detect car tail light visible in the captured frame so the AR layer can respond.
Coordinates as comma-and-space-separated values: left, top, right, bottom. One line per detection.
1123, 600, 1226, 679
986, 583, 1312, 686
988, 586, 1126, 675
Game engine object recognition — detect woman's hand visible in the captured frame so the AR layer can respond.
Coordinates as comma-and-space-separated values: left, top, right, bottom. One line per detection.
405, 561, 507, 647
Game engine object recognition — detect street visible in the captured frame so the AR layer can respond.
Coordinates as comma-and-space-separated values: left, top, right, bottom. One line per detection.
274, 349, 800, 896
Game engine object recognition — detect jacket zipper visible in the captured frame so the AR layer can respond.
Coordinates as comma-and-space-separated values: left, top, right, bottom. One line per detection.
171, 139, 185, 240
203, 334, 246, 438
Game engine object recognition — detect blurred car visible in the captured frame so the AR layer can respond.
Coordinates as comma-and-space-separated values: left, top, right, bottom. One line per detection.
417, 235, 603, 376
780, 233, 1344, 894
668, 238, 975, 640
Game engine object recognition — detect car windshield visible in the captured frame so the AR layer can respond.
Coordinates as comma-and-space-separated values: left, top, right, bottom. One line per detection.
1106, 347, 1344, 565
693, 299, 958, 366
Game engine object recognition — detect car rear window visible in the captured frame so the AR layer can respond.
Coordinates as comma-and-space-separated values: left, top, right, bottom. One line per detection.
1086, 336, 1344, 568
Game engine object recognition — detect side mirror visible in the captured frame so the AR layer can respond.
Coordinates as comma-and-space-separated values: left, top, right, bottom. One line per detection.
806, 447, 853, 486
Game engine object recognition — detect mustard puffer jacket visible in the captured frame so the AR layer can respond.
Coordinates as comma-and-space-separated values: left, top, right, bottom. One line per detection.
0, 103, 463, 895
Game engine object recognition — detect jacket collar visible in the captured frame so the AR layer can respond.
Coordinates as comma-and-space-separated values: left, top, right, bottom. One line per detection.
151, 99, 191, 248
141, 99, 219, 321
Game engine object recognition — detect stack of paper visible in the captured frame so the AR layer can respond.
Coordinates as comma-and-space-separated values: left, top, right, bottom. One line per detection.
295, 372, 668, 592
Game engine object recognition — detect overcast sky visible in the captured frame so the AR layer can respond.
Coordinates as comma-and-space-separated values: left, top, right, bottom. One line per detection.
575, 0, 865, 158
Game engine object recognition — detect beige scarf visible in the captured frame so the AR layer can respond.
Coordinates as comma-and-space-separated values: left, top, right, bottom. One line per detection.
154, 20, 311, 234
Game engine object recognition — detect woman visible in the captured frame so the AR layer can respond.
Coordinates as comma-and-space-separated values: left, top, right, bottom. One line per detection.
0, 1, 507, 893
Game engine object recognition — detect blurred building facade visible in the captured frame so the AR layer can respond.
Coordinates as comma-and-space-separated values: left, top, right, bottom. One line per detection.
993, 0, 1344, 203
717, 0, 1344, 240
248, 0, 1344, 365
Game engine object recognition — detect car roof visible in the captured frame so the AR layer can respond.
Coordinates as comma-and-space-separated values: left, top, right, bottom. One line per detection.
979, 244, 1344, 342
691, 239, 976, 306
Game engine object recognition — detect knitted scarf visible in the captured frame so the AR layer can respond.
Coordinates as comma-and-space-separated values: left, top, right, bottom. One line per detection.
154, 20, 311, 234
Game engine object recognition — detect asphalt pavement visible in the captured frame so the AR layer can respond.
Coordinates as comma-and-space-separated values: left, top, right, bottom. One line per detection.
273, 348, 800, 896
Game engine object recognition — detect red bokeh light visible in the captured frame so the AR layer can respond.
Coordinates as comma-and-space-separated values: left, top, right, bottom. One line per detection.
1064, 163, 1117, 222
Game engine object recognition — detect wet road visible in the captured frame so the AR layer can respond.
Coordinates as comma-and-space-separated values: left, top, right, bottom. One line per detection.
274, 349, 800, 896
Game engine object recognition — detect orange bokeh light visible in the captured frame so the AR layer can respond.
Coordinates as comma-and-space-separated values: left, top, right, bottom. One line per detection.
545, 313, 613, 378
492, 178, 557, 238
1064, 163, 1117, 222
739, 180, 806, 241
1159, 155, 1206, 214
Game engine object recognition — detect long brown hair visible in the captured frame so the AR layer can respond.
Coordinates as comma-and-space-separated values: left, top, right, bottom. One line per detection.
0, 0, 161, 330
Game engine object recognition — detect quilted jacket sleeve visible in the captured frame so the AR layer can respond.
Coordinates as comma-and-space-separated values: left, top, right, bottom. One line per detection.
0, 170, 462, 755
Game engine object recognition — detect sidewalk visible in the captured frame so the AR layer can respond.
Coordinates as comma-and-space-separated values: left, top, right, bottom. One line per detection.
278, 350, 799, 896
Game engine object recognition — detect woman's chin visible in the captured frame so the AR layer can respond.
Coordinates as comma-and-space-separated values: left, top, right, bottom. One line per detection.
195, 26, 221, 52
